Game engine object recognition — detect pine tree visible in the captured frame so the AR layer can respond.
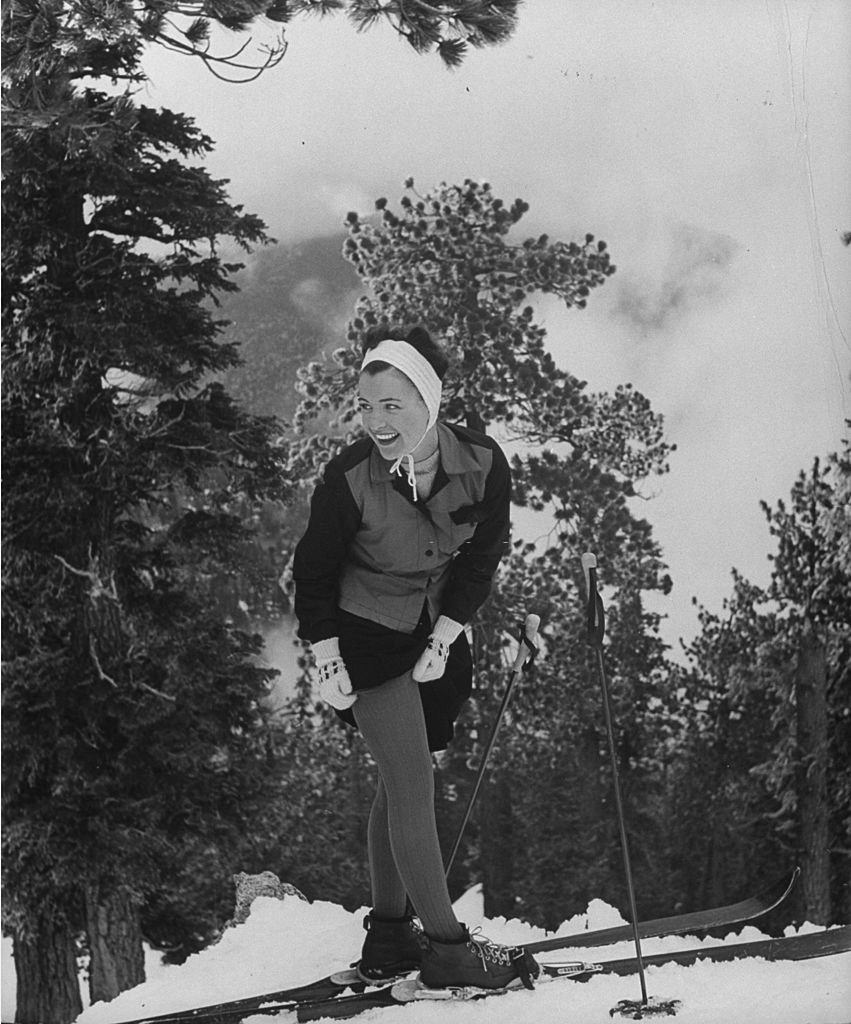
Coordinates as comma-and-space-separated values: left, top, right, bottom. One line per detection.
288, 178, 676, 923
671, 453, 850, 924
1, 4, 291, 1018
759, 455, 850, 923
664, 587, 789, 912
2, 3, 529, 1015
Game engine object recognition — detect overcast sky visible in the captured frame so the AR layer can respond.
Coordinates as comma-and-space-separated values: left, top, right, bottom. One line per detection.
143, 0, 850, 655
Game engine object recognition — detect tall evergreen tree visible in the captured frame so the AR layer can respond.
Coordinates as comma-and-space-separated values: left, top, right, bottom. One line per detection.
664, 584, 790, 912
758, 454, 850, 923
1, 5, 290, 1019
670, 453, 850, 925
2, 5, 529, 1017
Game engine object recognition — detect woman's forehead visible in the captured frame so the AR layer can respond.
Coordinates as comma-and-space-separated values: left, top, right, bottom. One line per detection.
358, 366, 417, 401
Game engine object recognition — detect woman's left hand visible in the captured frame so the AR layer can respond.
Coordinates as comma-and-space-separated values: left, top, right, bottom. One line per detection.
412, 616, 464, 682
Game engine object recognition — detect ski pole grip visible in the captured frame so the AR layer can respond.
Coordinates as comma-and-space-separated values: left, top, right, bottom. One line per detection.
524, 612, 540, 644
581, 552, 597, 596
512, 613, 540, 671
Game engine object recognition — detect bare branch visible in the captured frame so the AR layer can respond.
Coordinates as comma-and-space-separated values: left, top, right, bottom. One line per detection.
89, 638, 118, 688
54, 552, 119, 603
54, 554, 94, 580
137, 681, 177, 703
151, 25, 288, 83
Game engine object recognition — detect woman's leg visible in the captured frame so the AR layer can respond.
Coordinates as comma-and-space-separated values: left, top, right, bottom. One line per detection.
353, 673, 463, 942
366, 779, 407, 919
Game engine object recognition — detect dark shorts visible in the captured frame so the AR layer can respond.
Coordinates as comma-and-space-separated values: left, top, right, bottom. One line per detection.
335, 606, 472, 752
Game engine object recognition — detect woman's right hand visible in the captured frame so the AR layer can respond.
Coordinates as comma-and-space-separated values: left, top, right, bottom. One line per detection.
316, 657, 357, 710
310, 638, 357, 710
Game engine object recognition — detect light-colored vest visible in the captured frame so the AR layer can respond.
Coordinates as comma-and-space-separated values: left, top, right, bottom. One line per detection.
337, 423, 493, 633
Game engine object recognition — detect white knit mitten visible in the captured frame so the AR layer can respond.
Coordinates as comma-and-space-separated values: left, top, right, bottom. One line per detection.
412, 616, 464, 682
311, 638, 357, 710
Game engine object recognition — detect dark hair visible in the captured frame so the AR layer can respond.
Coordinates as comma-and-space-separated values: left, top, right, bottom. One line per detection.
361, 324, 449, 381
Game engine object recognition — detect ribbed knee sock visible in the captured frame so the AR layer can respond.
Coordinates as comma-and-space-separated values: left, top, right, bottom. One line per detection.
353, 673, 464, 942
367, 780, 407, 919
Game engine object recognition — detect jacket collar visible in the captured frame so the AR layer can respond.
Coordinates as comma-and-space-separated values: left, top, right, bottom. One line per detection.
368, 421, 481, 484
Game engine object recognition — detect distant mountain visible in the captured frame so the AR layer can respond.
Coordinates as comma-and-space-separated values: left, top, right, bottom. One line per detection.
217, 233, 361, 422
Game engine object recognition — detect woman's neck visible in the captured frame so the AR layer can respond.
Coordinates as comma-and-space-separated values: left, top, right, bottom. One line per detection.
411, 425, 439, 463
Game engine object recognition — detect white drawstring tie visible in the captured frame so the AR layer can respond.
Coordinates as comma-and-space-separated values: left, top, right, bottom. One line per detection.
389, 452, 419, 500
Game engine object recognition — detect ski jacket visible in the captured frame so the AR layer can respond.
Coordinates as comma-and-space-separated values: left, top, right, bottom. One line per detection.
293, 421, 511, 642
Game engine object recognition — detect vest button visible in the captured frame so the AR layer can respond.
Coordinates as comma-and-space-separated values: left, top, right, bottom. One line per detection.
425, 549, 434, 557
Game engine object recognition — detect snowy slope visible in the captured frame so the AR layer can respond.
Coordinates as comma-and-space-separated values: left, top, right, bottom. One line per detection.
8, 888, 850, 1024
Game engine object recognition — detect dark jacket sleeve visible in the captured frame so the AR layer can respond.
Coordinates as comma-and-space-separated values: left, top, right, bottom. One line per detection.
440, 441, 511, 625
292, 459, 361, 643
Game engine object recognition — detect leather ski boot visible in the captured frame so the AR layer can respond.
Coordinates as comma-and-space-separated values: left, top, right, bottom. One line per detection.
357, 911, 423, 982
419, 925, 540, 991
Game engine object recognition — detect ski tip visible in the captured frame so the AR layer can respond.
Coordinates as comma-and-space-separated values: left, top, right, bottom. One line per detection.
759, 866, 800, 910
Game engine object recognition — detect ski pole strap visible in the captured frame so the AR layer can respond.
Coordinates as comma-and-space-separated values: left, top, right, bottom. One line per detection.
516, 618, 539, 671
586, 565, 606, 648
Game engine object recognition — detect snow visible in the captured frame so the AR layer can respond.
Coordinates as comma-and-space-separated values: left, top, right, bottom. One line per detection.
3, 889, 849, 1024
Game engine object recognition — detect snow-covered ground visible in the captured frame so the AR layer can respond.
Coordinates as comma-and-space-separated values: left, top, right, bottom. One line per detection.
3, 887, 849, 1024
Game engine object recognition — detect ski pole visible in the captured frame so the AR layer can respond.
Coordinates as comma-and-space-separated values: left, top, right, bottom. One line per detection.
444, 613, 540, 878
581, 553, 649, 1008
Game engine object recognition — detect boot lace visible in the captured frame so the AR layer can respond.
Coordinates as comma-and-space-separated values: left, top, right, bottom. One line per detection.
466, 929, 536, 988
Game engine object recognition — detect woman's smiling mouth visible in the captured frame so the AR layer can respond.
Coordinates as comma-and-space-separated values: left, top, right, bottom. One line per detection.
374, 431, 400, 445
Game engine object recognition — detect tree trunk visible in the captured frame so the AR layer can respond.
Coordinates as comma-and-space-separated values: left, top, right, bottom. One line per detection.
84, 884, 145, 1004
795, 620, 831, 924
481, 772, 514, 918
575, 726, 605, 839
13, 918, 82, 1024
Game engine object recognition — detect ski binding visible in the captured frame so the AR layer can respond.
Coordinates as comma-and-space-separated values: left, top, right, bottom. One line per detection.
392, 961, 603, 1002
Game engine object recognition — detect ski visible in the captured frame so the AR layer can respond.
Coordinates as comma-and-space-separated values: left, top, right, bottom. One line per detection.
114, 869, 798, 1024
527, 866, 799, 953
294, 926, 851, 1022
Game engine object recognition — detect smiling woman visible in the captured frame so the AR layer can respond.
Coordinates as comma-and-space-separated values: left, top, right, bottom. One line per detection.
291, 324, 540, 993
358, 327, 447, 496
359, 363, 431, 450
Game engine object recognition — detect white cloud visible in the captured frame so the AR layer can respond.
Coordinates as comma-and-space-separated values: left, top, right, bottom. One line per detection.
138, 0, 851, 653
612, 223, 740, 334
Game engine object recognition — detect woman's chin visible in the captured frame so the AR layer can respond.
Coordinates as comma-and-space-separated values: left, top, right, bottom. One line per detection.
373, 438, 403, 458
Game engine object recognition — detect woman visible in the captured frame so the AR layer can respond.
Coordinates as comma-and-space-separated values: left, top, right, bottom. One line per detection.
292, 325, 539, 992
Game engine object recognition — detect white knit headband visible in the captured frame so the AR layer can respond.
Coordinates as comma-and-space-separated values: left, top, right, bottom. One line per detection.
360, 339, 443, 430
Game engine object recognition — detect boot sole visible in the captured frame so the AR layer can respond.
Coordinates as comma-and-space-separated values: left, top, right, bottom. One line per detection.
329, 966, 416, 987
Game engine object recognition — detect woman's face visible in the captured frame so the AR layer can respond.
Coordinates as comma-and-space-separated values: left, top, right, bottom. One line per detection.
358, 366, 429, 461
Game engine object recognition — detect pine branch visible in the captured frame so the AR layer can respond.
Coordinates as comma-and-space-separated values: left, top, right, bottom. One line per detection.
346, 2, 386, 33
148, 20, 288, 82
437, 36, 466, 66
